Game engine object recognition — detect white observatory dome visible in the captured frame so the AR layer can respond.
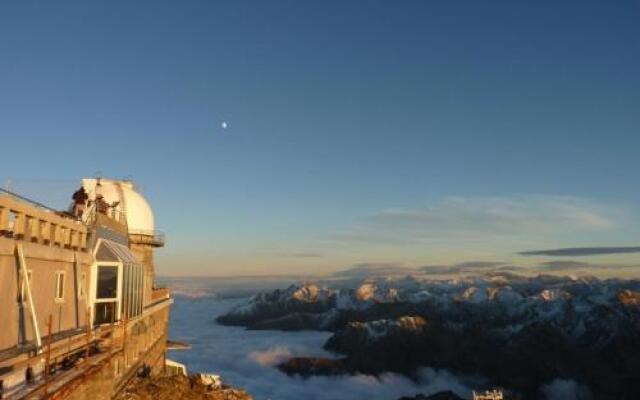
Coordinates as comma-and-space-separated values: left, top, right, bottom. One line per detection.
82, 178, 155, 233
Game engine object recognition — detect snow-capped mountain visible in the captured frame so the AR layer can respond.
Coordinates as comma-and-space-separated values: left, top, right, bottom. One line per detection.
220, 273, 639, 337
217, 272, 640, 399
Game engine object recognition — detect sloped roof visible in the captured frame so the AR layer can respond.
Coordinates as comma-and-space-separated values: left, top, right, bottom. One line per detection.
96, 239, 141, 265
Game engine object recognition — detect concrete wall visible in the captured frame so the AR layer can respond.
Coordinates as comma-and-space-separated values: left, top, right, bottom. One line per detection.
0, 237, 92, 352
0, 246, 20, 351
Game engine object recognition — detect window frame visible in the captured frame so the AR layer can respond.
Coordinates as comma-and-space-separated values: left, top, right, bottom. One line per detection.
54, 271, 65, 303
95, 264, 119, 301
79, 272, 87, 299
91, 261, 122, 325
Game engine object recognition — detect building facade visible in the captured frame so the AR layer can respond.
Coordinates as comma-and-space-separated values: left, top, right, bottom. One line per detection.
0, 178, 173, 400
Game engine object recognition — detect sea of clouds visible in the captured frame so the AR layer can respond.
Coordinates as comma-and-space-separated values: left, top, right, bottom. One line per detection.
166, 279, 593, 400
167, 294, 481, 400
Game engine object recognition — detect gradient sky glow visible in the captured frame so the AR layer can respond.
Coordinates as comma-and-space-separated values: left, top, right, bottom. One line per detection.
1, 1, 639, 276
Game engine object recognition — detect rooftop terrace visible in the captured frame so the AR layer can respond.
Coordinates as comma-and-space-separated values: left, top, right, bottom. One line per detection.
0, 189, 88, 251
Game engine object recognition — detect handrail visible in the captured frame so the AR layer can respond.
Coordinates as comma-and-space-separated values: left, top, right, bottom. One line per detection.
83, 202, 128, 228
128, 229, 165, 239
0, 188, 63, 215
128, 230, 165, 246
1, 301, 171, 399
82, 202, 97, 225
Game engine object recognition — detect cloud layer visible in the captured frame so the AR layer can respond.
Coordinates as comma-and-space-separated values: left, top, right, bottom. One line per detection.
420, 261, 508, 275
168, 296, 481, 400
331, 258, 639, 278
334, 195, 619, 246
332, 262, 419, 278
519, 246, 640, 257
541, 379, 592, 400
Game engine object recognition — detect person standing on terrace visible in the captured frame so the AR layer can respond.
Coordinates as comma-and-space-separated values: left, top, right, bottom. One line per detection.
72, 187, 88, 218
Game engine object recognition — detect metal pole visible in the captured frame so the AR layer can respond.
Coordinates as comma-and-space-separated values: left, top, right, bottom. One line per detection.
16, 243, 42, 350
44, 314, 52, 398
111, 300, 116, 356
122, 300, 128, 361
85, 308, 91, 364
108, 319, 115, 365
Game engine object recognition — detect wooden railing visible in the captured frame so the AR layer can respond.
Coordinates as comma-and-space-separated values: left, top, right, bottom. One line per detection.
0, 191, 88, 251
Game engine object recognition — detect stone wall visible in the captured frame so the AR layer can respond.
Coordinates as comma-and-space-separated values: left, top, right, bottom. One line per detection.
52, 306, 170, 400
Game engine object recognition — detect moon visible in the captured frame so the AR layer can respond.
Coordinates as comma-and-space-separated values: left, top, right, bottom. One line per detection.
221, 121, 228, 129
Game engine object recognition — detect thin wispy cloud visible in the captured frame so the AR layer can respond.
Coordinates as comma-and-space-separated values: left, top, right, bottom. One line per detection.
330, 259, 639, 280
532, 260, 639, 272
420, 261, 508, 275
286, 253, 324, 259
330, 195, 622, 246
251, 249, 324, 259
535, 261, 594, 271
519, 247, 640, 257
332, 262, 419, 278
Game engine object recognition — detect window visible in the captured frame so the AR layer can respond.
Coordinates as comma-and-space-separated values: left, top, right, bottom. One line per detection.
94, 302, 117, 324
55, 271, 65, 302
96, 266, 118, 299
121, 264, 143, 319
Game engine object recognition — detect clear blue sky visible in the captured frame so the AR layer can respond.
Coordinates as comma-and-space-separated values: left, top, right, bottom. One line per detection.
1, 1, 639, 276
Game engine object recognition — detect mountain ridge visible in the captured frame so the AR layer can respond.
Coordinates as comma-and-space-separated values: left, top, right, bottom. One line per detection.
217, 272, 640, 399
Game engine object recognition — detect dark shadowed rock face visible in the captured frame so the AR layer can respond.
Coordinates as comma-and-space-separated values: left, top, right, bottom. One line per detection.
326, 316, 427, 353
277, 357, 348, 377
397, 392, 464, 400
218, 274, 640, 399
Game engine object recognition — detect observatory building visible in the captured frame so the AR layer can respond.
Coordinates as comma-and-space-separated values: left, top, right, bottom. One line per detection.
0, 178, 176, 400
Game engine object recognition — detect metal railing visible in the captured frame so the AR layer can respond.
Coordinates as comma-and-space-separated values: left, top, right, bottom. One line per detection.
0, 188, 63, 215
128, 230, 165, 246
1, 301, 172, 399
83, 202, 128, 226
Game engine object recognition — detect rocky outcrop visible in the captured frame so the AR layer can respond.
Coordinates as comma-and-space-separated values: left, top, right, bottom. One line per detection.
115, 375, 252, 400
216, 283, 336, 329
618, 289, 640, 306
